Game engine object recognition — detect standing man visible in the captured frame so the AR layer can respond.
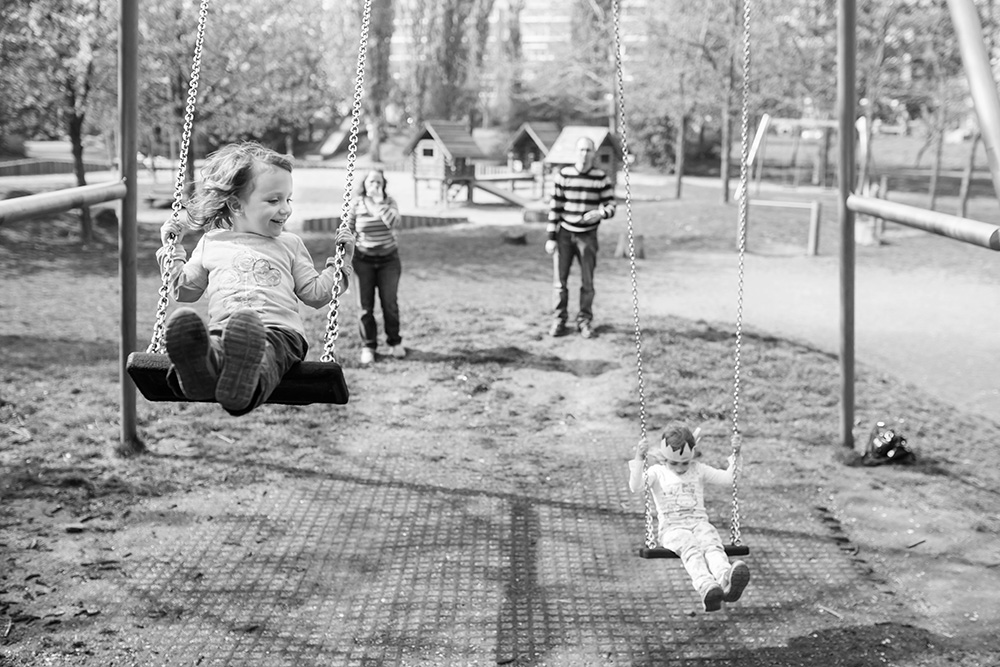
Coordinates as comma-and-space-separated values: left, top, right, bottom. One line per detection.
545, 136, 616, 338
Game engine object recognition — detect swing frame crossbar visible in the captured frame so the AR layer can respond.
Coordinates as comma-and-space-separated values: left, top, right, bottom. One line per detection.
639, 544, 750, 559
126, 352, 349, 405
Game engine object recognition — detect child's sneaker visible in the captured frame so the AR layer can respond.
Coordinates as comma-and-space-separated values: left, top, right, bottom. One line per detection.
215, 309, 266, 412
700, 583, 724, 612
389, 344, 406, 359
360, 348, 375, 365
165, 307, 218, 400
722, 560, 751, 602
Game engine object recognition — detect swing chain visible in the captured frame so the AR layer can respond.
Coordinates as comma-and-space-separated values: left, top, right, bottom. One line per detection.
612, 0, 656, 551
322, 0, 372, 364
147, 0, 209, 353
729, 0, 753, 548
148, 235, 178, 353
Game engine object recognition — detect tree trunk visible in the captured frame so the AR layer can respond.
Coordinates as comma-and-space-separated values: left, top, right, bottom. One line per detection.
928, 117, 945, 211
369, 117, 383, 164
68, 112, 94, 245
957, 132, 981, 218
673, 114, 686, 199
720, 102, 731, 203
720, 60, 733, 203
790, 131, 801, 187
184, 120, 197, 202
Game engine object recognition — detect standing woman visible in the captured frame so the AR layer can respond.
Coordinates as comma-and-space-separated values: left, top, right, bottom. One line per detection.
347, 169, 404, 364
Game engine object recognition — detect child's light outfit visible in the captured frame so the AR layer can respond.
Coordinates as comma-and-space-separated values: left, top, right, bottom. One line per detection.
156, 229, 347, 415
628, 457, 746, 609
347, 195, 403, 356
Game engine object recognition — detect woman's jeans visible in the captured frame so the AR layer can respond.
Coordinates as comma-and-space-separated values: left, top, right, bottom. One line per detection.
352, 249, 402, 350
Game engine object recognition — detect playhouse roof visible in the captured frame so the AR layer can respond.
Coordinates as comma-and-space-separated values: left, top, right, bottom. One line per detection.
403, 120, 490, 161
506, 121, 563, 154
543, 126, 621, 165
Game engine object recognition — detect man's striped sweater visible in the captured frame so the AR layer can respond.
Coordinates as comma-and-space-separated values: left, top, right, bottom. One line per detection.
547, 166, 616, 239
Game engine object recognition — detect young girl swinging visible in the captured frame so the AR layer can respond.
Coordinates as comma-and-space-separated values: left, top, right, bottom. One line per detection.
156, 141, 356, 415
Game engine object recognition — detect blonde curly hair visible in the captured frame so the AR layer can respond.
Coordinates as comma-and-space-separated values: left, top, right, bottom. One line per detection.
186, 141, 293, 231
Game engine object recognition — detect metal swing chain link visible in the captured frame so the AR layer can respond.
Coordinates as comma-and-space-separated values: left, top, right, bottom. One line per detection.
322, 0, 372, 364
611, 0, 655, 551
148, 0, 210, 354
729, 0, 753, 548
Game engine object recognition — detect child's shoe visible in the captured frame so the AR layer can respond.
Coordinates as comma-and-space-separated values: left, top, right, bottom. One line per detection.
360, 348, 375, 365
389, 344, 406, 359
700, 583, 724, 612
215, 309, 266, 412
165, 307, 218, 400
722, 560, 751, 602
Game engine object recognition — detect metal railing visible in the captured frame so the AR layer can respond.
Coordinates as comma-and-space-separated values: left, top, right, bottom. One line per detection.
0, 181, 127, 224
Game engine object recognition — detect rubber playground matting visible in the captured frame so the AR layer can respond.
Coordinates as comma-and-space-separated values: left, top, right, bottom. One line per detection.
51, 455, 908, 667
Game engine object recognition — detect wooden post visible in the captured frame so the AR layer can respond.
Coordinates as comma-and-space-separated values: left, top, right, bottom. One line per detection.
614, 233, 644, 259
807, 201, 821, 256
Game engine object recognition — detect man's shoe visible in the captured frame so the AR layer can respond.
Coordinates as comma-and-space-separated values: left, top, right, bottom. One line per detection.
389, 344, 406, 359
722, 560, 750, 602
360, 348, 375, 365
579, 322, 595, 339
549, 322, 568, 337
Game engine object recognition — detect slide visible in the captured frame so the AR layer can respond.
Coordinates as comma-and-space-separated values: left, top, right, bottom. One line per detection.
469, 179, 533, 208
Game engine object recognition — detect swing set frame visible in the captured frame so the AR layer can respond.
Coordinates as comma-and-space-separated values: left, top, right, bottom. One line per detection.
2, 0, 998, 456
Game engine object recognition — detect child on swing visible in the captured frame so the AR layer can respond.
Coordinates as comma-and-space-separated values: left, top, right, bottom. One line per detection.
156, 141, 355, 415
628, 423, 751, 612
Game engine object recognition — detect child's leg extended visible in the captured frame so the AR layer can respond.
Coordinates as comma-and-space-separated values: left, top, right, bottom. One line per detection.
222, 325, 306, 417
693, 522, 751, 602
693, 522, 730, 580
662, 527, 724, 612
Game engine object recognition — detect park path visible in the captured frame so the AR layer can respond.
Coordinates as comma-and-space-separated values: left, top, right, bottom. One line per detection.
631, 248, 1000, 422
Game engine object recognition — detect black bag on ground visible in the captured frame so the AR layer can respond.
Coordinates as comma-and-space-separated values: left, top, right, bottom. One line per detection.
862, 420, 915, 466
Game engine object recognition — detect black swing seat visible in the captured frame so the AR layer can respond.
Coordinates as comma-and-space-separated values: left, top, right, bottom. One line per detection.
126, 352, 349, 405
640, 544, 750, 559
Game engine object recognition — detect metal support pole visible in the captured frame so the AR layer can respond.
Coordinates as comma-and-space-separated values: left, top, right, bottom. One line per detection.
946, 0, 1000, 203
118, 0, 142, 454
837, 0, 856, 451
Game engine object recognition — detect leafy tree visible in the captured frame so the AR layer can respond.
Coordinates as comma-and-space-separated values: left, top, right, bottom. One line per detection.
484, 0, 524, 130
364, 0, 396, 163
629, 0, 739, 197
0, 0, 115, 243
399, 0, 493, 124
